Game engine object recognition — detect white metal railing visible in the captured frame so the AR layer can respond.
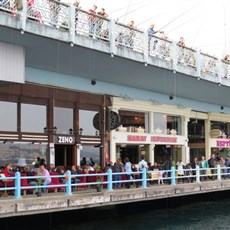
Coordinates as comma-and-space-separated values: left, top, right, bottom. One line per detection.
1, 0, 230, 85
115, 22, 144, 52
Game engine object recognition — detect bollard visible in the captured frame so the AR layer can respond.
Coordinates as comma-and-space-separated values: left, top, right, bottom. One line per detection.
217, 164, 221, 181
15, 172, 22, 199
107, 169, 113, 191
171, 166, 176, 185
142, 168, 147, 189
196, 165, 200, 183
65, 170, 72, 196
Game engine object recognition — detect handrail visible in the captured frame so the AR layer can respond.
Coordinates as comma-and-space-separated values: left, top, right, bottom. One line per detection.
0, 165, 230, 199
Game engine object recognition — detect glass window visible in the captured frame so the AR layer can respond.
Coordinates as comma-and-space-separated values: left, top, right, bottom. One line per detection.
0, 101, 17, 131
119, 110, 148, 132
188, 119, 205, 143
79, 110, 98, 136
54, 107, 73, 134
21, 104, 46, 133
80, 145, 100, 164
154, 113, 182, 135
0, 142, 47, 167
210, 121, 230, 138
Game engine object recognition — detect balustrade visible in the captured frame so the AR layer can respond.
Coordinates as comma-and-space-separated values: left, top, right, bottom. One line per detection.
0, 0, 230, 85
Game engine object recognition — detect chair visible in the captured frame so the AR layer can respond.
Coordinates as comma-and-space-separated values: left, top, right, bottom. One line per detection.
77, 172, 87, 190
47, 172, 65, 193
21, 173, 35, 195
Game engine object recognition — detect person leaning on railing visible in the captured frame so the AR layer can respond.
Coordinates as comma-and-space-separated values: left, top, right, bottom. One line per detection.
199, 156, 209, 181
208, 154, 217, 180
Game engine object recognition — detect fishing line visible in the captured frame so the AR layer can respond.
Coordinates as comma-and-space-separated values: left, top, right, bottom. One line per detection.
166, 11, 206, 36
158, 3, 201, 32
108, 1, 145, 14
137, 9, 172, 26
117, 1, 154, 21
123, 0, 132, 23
191, 11, 209, 48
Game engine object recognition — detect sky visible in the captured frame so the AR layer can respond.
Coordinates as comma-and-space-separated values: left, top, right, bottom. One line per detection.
62, 0, 230, 58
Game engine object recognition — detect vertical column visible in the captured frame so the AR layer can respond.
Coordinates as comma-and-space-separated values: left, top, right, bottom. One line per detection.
109, 19, 116, 57
205, 119, 211, 160
143, 31, 149, 65
172, 41, 178, 73
21, 0, 28, 32
69, 4, 75, 45
15, 172, 22, 199
196, 49, 201, 79
217, 59, 222, 84
183, 116, 189, 163
107, 168, 113, 191
65, 170, 72, 196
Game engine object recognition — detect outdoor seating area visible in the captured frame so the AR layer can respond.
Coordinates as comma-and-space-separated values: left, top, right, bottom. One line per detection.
0, 165, 230, 199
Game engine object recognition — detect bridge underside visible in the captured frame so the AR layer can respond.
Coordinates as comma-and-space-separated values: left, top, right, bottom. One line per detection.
0, 25, 228, 108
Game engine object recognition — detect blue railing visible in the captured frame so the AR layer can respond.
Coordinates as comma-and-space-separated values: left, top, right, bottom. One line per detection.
0, 0, 230, 83
0, 165, 230, 199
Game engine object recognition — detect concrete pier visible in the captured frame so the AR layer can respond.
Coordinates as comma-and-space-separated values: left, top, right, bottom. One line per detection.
1, 180, 230, 218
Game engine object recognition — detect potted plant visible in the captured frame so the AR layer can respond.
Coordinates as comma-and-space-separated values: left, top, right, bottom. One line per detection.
95, 165, 103, 192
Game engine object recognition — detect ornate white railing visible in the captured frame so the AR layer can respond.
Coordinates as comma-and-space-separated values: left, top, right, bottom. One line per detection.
76, 9, 110, 41
0, 0, 229, 84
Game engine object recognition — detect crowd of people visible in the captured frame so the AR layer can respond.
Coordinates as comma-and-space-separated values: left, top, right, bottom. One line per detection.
1, 152, 230, 197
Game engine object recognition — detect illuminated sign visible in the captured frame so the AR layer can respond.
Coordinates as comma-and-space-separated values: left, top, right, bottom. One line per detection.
57, 136, 74, 144
151, 136, 177, 143
216, 140, 230, 147
127, 135, 147, 142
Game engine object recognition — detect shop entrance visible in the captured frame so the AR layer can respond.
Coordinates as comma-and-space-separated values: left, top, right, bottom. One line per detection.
55, 144, 75, 168
120, 145, 139, 164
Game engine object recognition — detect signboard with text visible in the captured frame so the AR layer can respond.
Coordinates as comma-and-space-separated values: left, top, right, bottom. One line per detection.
54, 136, 75, 144
112, 132, 186, 145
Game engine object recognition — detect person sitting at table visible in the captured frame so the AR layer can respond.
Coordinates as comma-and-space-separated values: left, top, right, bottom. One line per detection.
3, 164, 13, 177
39, 164, 51, 192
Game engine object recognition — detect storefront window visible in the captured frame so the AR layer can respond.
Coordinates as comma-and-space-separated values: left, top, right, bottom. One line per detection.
0, 142, 47, 168
54, 107, 73, 134
0, 101, 17, 132
188, 119, 205, 143
119, 110, 148, 132
80, 145, 100, 164
21, 104, 46, 133
154, 113, 182, 135
79, 110, 98, 136
210, 121, 230, 138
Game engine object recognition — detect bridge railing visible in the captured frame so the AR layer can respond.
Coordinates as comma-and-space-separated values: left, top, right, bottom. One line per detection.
0, 165, 230, 199
76, 9, 110, 41
148, 34, 173, 60
1, 0, 230, 84
0, 0, 19, 16
115, 22, 144, 52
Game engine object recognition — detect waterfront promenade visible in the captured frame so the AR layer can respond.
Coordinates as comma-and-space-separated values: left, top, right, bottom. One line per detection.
1, 179, 230, 218
1, 166, 230, 218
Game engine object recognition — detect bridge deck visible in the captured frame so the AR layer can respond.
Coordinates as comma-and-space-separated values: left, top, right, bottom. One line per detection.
1, 180, 230, 218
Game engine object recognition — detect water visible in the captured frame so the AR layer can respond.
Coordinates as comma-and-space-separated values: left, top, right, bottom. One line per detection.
1, 191, 230, 230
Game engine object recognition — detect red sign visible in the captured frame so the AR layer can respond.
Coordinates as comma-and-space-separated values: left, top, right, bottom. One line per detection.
127, 135, 147, 142
216, 140, 230, 147
151, 136, 177, 143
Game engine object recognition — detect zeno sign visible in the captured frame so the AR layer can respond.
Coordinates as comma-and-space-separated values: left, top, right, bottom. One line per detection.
57, 136, 74, 144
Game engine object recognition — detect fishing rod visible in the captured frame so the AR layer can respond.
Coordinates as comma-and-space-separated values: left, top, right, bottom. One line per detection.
158, 3, 201, 32
117, 1, 154, 21
166, 11, 206, 35
136, 9, 172, 26
108, 0, 145, 14
123, 0, 132, 23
